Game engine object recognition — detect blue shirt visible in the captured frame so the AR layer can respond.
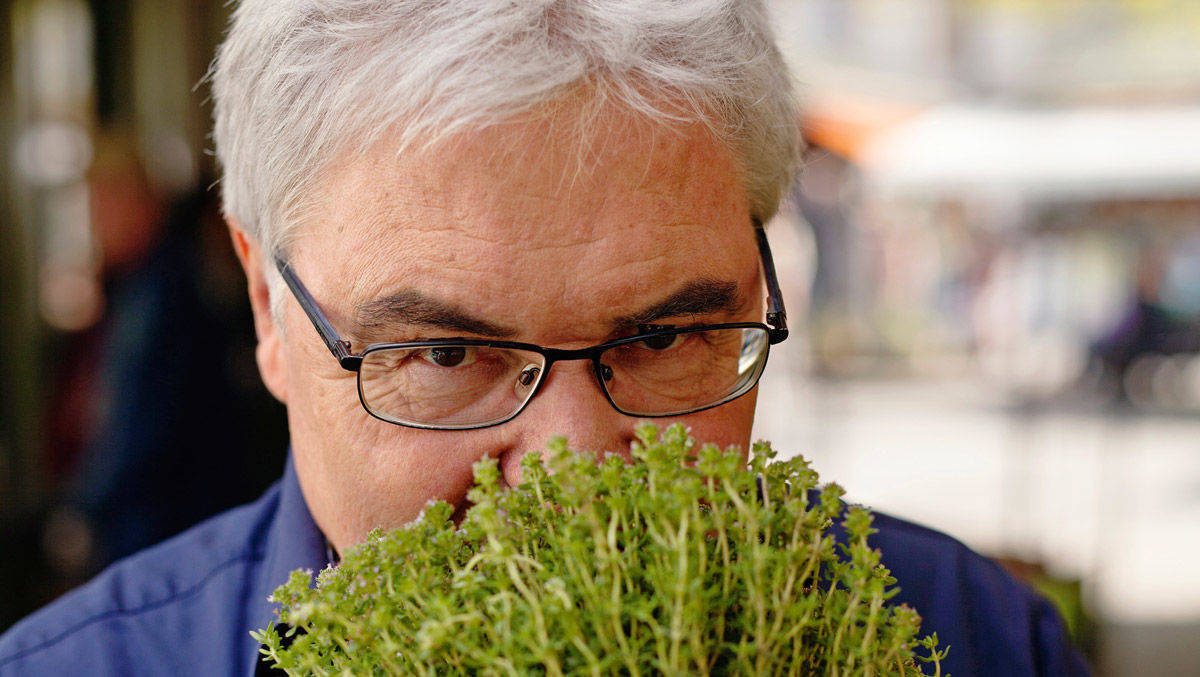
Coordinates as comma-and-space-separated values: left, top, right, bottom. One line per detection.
0, 455, 1089, 675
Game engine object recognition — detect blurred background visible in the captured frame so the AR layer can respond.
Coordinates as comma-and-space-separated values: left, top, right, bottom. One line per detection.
754, 1, 1200, 675
0, 1, 1196, 675
0, 0, 288, 643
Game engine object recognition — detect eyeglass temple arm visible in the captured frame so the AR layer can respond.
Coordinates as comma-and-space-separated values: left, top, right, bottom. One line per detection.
753, 221, 789, 344
275, 257, 363, 371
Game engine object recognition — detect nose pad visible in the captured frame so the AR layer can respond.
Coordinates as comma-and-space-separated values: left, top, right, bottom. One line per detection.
514, 364, 542, 397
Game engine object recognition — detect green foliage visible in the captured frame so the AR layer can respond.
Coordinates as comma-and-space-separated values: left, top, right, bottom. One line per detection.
253, 424, 947, 676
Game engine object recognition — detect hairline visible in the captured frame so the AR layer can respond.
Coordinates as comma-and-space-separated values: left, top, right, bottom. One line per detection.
210, 1, 801, 329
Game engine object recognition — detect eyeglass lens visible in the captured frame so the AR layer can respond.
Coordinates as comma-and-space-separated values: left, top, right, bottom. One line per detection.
356, 326, 769, 429
598, 326, 769, 416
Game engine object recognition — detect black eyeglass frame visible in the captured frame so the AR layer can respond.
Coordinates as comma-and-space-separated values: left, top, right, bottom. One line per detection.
275, 221, 789, 430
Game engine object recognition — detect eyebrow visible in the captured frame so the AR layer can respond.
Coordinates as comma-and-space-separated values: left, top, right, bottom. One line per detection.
353, 278, 742, 341
612, 279, 743, 329
355, 290, 518, 338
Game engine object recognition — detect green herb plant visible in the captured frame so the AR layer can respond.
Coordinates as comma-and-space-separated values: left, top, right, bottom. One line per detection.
254, 424, 947, 675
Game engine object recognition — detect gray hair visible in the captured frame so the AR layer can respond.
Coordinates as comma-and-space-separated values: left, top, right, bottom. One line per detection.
210, 0, 800, 319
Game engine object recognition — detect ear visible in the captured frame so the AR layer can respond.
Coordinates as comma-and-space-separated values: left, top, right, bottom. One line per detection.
227, 218, 288, 404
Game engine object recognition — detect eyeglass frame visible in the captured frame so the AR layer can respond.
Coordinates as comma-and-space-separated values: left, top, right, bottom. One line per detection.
274, 219, 789, 430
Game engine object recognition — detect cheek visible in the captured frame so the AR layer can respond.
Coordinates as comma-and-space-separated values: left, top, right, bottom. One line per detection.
311, 405, 509, 529
670, 387, 758, 456
347, 427, 513, 541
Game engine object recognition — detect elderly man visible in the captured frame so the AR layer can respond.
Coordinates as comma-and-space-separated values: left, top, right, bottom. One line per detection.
0, 2, 1087, 675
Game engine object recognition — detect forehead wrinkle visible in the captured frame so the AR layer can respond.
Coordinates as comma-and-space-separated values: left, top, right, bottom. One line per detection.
440, 109, 707, 231
300, 97, 752, 346
328, 123, 731, 262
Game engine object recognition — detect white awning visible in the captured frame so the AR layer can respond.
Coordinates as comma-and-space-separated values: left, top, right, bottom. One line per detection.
861, 106, 1200, 201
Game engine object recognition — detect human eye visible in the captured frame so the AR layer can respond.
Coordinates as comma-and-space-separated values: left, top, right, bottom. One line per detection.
417, 346, 478, 368
635, 332, 685, 352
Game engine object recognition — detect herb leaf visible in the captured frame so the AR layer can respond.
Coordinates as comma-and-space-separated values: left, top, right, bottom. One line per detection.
253, 423, 946, 676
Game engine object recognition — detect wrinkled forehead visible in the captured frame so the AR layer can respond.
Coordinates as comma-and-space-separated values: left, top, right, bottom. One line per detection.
291, 104, 757, 340
317, 101, 741, 233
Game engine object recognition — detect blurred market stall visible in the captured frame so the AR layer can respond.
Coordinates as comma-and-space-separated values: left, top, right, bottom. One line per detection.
760, 1, 1200, 675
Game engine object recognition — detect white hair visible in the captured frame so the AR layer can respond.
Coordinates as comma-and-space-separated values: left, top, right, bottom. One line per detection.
210, 0, 800, 321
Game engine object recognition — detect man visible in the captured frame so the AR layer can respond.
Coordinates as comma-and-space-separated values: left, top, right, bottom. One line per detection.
0, 1, 1088, 674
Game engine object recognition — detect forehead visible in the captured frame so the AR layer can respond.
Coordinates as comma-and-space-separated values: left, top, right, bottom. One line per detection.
296, 105, 756, 338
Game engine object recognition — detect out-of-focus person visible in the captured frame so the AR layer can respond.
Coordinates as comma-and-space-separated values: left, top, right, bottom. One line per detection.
39, 132, 287, 583
1091, 243, 1200, 402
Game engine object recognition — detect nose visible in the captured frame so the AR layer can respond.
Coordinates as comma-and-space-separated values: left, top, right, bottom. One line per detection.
500, 359, 637, 486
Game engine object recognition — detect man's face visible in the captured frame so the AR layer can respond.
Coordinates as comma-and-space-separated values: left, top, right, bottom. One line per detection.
263, 107, 764, 552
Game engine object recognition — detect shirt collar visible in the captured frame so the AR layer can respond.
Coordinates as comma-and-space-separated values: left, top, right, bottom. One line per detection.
246, 450, 330, 675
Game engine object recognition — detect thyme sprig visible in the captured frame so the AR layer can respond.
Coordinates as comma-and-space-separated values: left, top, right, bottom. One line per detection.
254, 424, 947, 675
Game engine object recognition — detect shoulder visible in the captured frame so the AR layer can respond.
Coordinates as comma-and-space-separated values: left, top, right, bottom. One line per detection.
0, 483, 281, 675
866, 509, 1091, 676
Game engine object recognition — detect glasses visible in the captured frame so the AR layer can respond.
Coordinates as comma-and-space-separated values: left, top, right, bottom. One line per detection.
275, 223, 788, 430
